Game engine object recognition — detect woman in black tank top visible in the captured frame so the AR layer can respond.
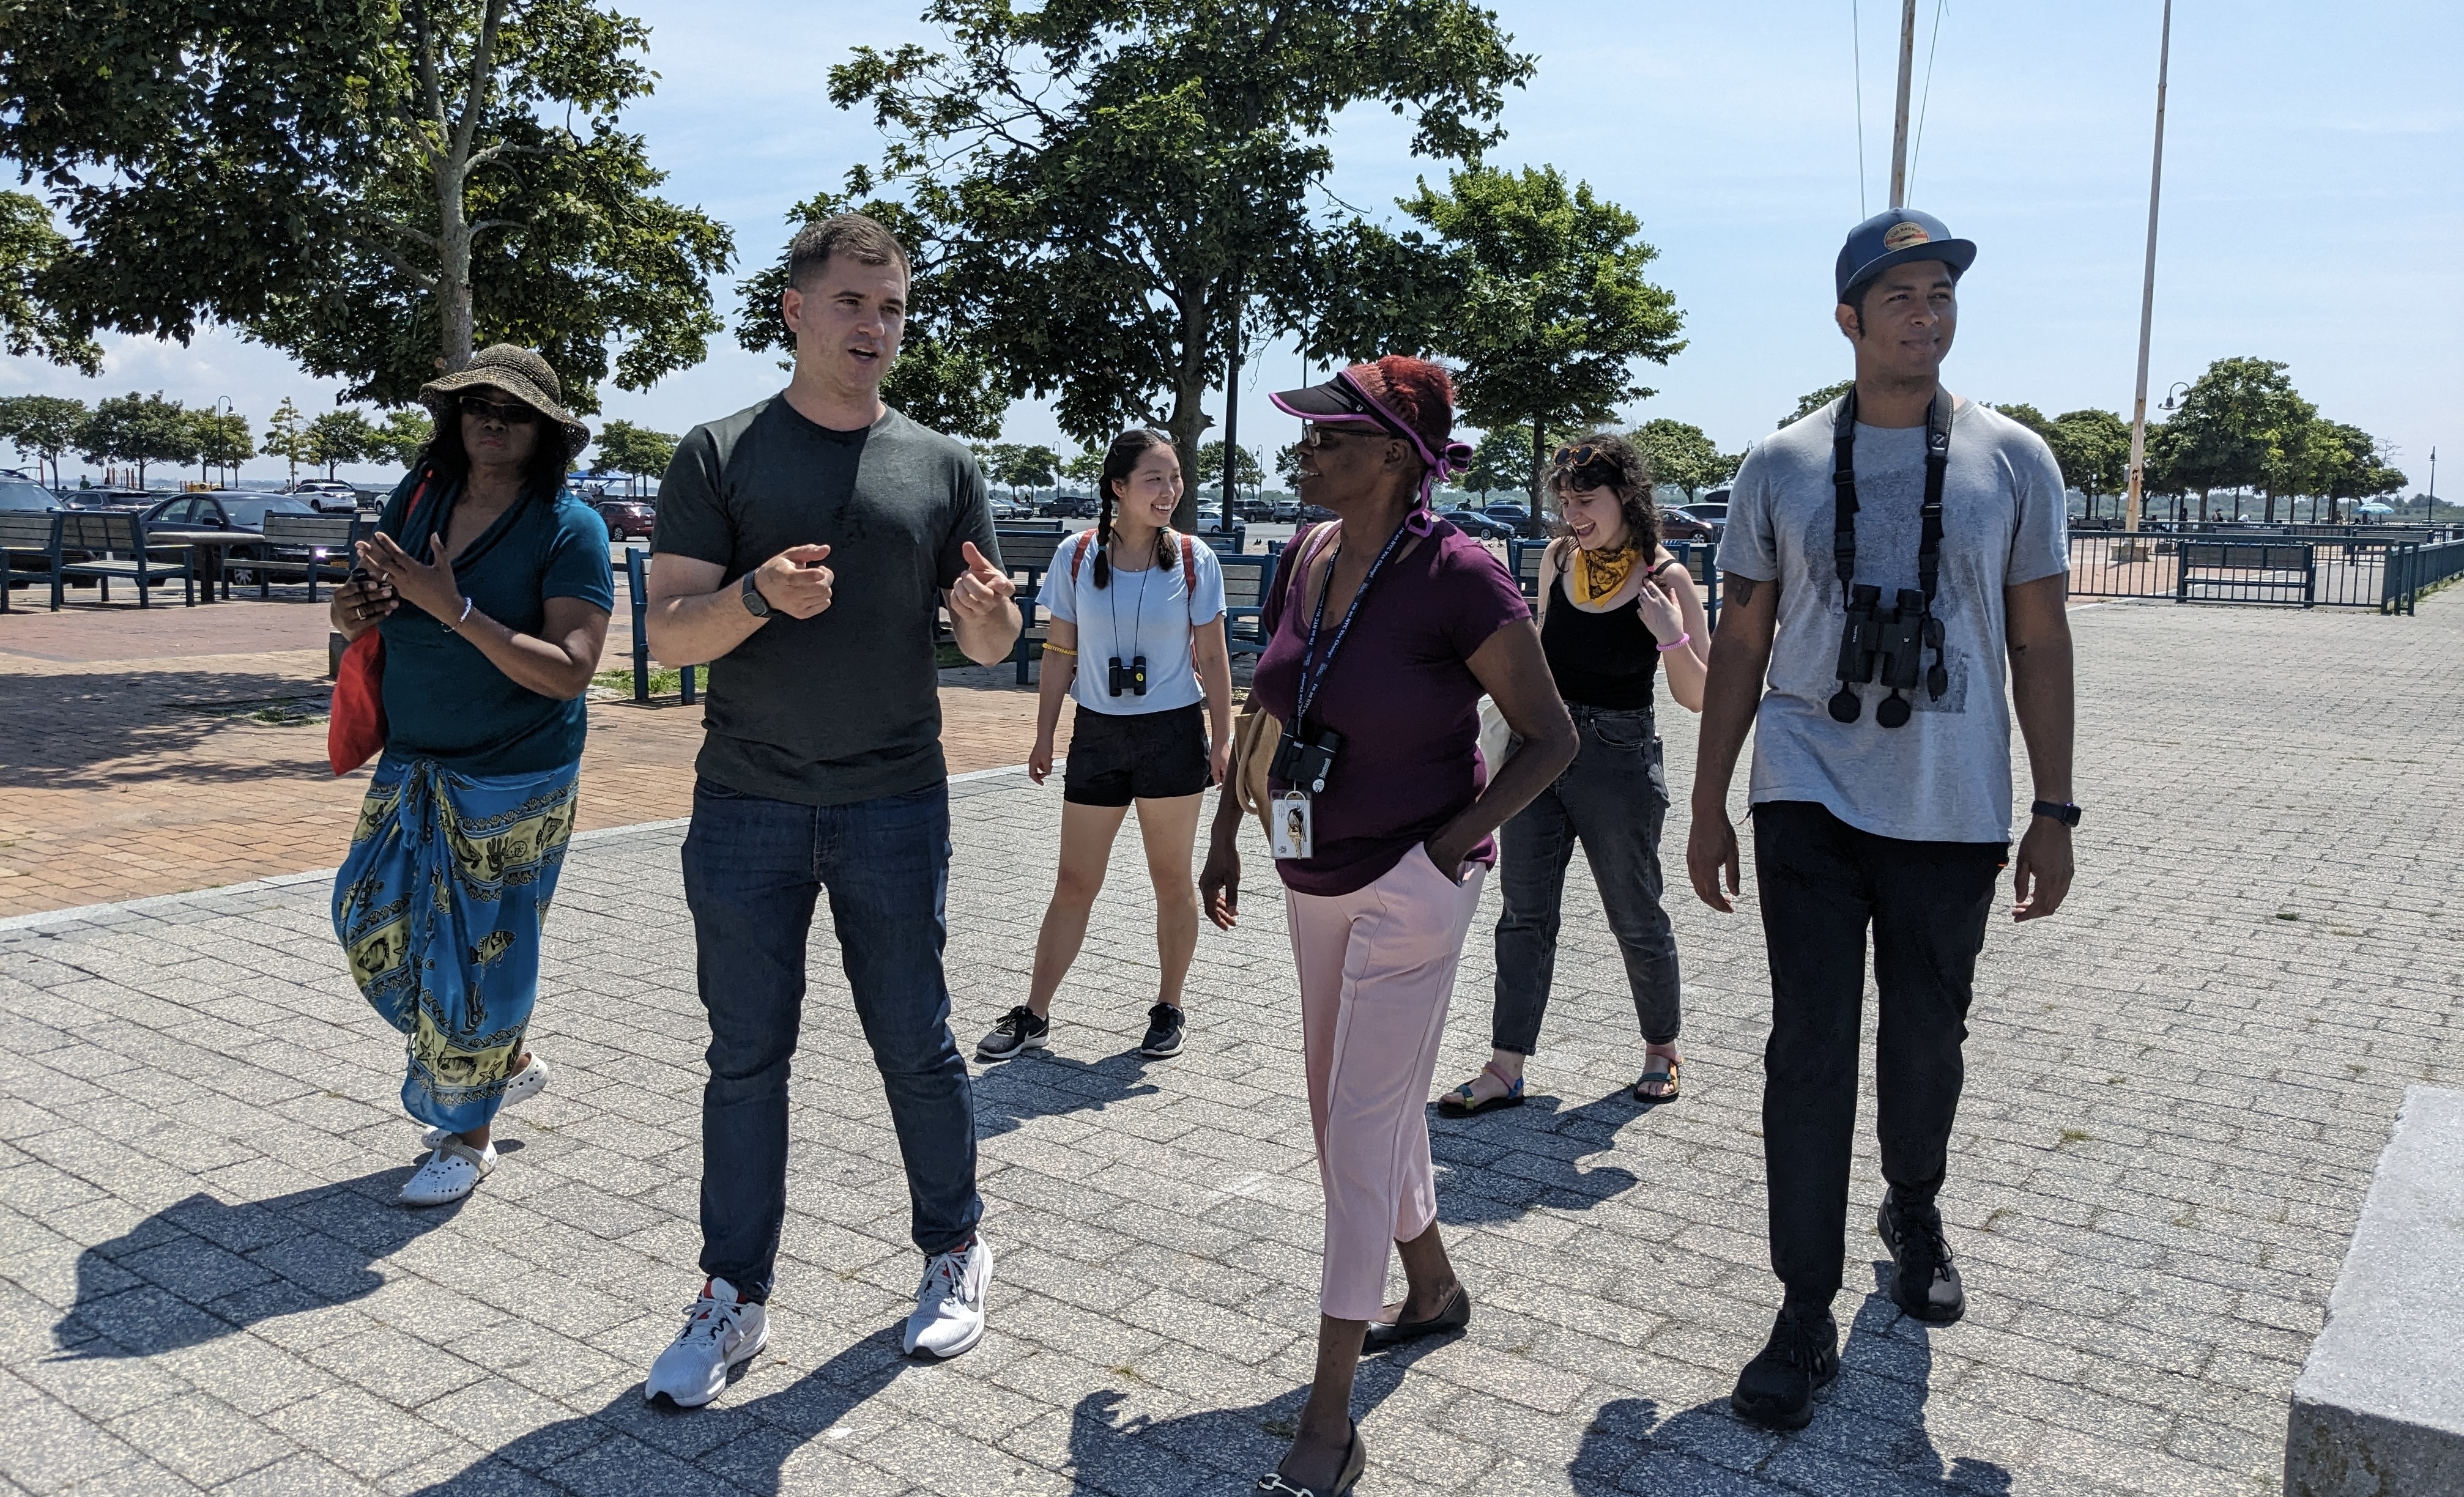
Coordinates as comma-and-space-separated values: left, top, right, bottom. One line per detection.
1443, 432, 1711, 1114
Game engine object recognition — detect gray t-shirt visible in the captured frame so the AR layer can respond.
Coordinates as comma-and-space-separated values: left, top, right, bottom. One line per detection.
1720, 396, 2068, 843
651, 397, 1000, 807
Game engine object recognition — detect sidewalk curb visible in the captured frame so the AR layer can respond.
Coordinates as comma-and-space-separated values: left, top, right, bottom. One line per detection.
0, 764, 1036, 934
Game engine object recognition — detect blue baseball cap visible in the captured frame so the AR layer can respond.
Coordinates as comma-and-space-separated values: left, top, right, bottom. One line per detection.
1835, 209, 1976, 302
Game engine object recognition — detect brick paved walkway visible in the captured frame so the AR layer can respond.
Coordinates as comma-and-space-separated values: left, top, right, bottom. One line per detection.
0, 596, 1068, 919
1, 594, 2458, 1495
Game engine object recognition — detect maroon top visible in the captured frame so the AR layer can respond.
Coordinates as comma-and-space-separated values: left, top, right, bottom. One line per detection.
1253, 520, 1532, 896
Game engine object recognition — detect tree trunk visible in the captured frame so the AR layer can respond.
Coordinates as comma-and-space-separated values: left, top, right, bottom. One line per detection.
1167, 284, 1209, 533
1529, 416, 1545, 509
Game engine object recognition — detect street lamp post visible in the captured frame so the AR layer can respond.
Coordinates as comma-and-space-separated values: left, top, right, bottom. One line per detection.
2118, 0, 2176, 563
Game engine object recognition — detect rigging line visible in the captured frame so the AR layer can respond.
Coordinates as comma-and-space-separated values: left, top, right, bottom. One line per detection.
1851, 0, 1868, 218
1908, 0, 1948, 202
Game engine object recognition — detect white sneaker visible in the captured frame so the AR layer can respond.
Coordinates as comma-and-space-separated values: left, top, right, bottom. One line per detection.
902, 1236, 992, 1359
421, 1056, 548, 1149
644, 1278, 769, 1407
399, 1139, 495, 1207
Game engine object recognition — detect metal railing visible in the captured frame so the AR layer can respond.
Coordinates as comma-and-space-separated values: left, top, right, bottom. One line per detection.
623, 547, 698, 703
2381, 539, 2464, 616
2066, 531, 2462, 614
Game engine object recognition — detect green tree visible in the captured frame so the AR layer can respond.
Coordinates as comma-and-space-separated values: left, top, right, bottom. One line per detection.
0, 191, 102, 374
1197, 441, 1262, 502
828, 0, 1534, 527
1989, 402, 2058, 444
0, 393, 88, 487
74, 391, 189, 487
263, 398, 313, 482
733, 193, 1007, 442
1781, 380, 1855, 429
197, 413, 255, 486
1002, 443, 1063, 503
594, 418, 676, 495
1630, 418, 1738, 502
1463, 428, 1528, 500
1391, 166, 1683, 503
2315, 421, 2404, 522
2044, 408, 2131, 519
371, 409, 436, 472
1063, 449, 1107, 493
2160, 357, 2310, 522
2, 0, 733, 410
306, 410, 381, 480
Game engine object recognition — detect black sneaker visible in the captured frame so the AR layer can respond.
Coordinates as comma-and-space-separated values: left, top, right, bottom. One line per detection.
1138, 1004, 1186, 1059
976, 1005, 1049, 1061
1730, 1305, 1839, 1430
1876, 1191, 1965, 1324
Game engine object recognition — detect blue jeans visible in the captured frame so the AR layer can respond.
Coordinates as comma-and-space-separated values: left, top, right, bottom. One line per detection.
681, 778, 981, 1301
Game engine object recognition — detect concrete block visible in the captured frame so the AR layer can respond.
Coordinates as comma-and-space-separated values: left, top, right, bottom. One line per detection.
2285, 1085, 2464, 1496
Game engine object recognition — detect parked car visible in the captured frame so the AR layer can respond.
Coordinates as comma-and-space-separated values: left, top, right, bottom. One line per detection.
1441, 508, 1516, 540
139, 493, 325, 585
1678, 502, 1728, 527
1192, 509, 1240, 538
989, 495, 1026, 521
1271, 495, 1302, 522
61, 487, 155, 511
0, 476, 58, 514
1657, 507, 1715, 544
287, 479, 367, 512
596, 499, 656, 541
1038, 493, 1097, 519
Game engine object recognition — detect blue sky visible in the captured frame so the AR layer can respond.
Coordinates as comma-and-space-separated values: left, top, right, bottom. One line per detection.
6, 0, 2457, 492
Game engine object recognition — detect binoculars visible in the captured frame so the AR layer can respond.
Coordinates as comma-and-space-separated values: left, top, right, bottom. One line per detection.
1107, 656, 1148, 698
1270, 723, 1344, 794
1829, 585, 1947, 729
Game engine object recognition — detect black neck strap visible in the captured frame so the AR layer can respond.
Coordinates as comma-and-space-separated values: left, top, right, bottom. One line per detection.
1830, 388, 1953, 607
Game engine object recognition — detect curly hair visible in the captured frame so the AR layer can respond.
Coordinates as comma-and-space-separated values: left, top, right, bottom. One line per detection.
1546, 431, 1662, 550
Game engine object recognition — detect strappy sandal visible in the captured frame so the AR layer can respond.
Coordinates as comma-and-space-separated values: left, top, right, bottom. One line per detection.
1256, 1421, 1365, 1496
1632, 1055, 1682, 1106
1438, 1060, 1525, 1116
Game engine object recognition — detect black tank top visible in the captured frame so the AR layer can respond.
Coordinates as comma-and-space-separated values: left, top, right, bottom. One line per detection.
1540, 564, 1662, 709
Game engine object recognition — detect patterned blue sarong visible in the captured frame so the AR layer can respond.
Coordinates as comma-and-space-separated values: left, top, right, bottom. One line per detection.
332, 753, 579, 1133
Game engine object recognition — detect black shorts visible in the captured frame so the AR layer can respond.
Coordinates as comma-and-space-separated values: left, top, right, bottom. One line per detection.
1063, 701, 1211, 806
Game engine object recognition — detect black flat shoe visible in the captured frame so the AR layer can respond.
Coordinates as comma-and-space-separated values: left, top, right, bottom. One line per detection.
1256, 1421, 1365, 1496
1360, 1285, 1471, 1354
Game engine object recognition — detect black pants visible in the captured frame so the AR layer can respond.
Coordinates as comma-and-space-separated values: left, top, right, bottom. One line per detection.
1753, 800, 2005, 1308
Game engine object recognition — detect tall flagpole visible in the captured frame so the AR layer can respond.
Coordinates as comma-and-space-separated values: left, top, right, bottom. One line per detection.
1888, 0, 1918, 207
2120, 0, 2175, 551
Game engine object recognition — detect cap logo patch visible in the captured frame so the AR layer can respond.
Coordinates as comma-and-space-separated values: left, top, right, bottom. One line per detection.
1883, 221, 1932, 250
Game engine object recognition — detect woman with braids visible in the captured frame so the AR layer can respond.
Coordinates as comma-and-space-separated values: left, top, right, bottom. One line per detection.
1200, 357, 1575, 1496
1442, 432, 1712, 1117
326, 345, 612, 1207
978, 429, 1232, 1062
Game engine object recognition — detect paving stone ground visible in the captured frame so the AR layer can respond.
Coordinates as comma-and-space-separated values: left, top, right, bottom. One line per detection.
1, 593, 2458, 1496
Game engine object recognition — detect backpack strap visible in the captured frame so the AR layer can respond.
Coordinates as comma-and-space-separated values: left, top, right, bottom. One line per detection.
1179, 531, 1197, 591
1069, 529, 1096, 584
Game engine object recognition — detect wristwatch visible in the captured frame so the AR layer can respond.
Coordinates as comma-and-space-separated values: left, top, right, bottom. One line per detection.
738, 569, 770, 619
2030, 800, 2083, 827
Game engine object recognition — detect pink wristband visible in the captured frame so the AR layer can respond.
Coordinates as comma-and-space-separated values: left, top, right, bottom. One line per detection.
1656, 631, 1691, 652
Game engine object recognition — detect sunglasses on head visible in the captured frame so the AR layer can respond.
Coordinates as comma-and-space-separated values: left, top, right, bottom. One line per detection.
460, 394, 540, 426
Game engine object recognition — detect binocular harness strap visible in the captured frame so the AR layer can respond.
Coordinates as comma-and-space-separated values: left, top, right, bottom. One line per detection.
1828, 389, 1954, 723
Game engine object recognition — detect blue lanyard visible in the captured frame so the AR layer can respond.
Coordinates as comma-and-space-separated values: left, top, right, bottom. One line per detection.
1296, 520, 1409, 724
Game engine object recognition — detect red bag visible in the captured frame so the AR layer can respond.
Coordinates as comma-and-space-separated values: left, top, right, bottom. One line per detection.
327, 475, 432, 776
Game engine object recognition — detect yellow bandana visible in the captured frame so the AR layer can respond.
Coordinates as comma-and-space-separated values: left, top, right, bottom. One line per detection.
1565, 543, 1637, 607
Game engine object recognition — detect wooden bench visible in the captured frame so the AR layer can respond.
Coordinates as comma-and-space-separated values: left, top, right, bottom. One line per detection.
1, 511, 62, 613
254, 514, 365, 601
51, 511, 194, 609
2176, 541, 2315, 605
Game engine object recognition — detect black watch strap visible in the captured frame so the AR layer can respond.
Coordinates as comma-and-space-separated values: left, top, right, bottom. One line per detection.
2030, 799, 2082, 827
739, 569, 770, 618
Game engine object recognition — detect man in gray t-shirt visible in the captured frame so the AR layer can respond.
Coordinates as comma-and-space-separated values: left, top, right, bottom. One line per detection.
1688, 209, 2079, 1432
637, 213, 1022, 1407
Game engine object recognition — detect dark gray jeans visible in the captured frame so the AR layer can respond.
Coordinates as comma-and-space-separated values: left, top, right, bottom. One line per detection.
1491, 704, 1683, 1053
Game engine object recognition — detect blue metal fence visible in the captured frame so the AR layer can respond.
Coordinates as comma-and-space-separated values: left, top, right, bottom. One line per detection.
623, 547, 697, 703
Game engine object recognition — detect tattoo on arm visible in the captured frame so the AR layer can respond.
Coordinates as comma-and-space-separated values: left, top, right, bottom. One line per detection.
1731, 577, 1759, 607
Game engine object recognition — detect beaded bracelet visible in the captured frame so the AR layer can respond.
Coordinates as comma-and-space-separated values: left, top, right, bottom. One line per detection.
1043, 643, 1077, 657
443, 596, 473, 632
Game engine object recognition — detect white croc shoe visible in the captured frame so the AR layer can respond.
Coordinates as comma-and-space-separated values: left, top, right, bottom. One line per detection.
902, 1235, 992, 1359
645, 1278, 769, 1407
421, 1056, 548, 1150
399, 1139, 495, 1207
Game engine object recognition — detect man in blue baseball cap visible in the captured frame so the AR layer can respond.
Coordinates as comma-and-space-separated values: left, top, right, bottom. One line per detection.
1685, 208, 2080, 1429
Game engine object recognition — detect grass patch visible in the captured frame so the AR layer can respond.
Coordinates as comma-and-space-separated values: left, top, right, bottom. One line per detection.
1108, 1364, 1145, 1385
168, 695, 330, 727
593, 667, 686, 697
2056, 1128, 2092, 1149
2275, 911, 2301, 921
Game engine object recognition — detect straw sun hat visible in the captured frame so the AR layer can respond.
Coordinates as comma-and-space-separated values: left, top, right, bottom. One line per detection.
417, 344, 592, 460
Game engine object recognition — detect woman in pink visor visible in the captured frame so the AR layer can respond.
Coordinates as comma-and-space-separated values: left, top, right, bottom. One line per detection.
1200, 356, 1577, 1496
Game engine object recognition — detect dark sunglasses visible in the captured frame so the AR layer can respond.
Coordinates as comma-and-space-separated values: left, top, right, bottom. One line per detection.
1299, 423, 1392, 449
1551, 443, 1606, 470
460, 394, 541, 426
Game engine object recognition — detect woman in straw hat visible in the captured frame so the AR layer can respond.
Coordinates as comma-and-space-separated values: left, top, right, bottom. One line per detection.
328, 345, 614, 1207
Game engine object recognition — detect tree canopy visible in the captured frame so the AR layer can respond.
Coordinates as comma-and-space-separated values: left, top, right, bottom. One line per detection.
985, 442, 1063, 500
306, 410, 382, 479
1630, 418, 1737, 501
595, 418, 677, 492
1463, 428, 1530, 500
2043, 408, 2130, 516
0, 192, 100, 374
1, 0, 733, 410
262, 399, 313, 482
73, 393, 192, 487
1197, 441, 1263, 500
827, 0, 1534, 525
1389, 166, 1683, 503
373, 410, 435, 471
1781, 381, 1854, 429
0, 393, 87, 487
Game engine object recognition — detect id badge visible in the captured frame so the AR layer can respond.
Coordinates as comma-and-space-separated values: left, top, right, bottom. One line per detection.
1271, 791, 1313, 860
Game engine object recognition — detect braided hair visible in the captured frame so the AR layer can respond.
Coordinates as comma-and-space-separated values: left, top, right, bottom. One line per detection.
1547, 431, 1662, 550
1092, 427, 1180, 589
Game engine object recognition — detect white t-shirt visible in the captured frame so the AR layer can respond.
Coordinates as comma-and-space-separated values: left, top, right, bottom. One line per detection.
1720, 396, 2069, 843
1042, 531, 1226, 715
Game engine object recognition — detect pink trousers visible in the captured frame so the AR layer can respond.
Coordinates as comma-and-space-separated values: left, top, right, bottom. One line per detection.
1285, 845, 1488, 1320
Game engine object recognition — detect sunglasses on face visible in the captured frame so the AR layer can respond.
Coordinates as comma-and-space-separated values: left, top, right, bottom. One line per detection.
460, 394, 540, 426
1299, 423, 1391, 449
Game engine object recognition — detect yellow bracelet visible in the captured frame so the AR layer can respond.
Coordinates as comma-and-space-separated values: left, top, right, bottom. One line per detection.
1042, 643, 1077, 657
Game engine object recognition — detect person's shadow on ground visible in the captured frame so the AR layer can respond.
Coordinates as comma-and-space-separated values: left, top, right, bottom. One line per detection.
972, 1046, 1162, 1142
1567, 1266, 2013, 1493
1431, 1086, 1648, 1226
404, 1328, 915, 1495
1060, 1339, 1431, 1495
48, 1167, 472, 1358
